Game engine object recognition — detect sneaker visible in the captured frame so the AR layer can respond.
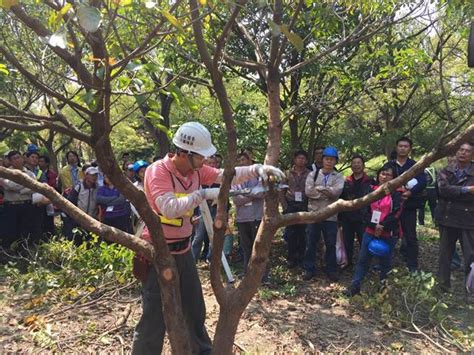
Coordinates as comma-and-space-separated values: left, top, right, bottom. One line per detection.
327, 272, 339, 282
343, 285, 360, 297
303, 271, 314, 281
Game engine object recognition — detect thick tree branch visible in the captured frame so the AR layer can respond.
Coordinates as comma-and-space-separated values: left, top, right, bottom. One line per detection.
278, 123, 474, 227
0, 117, 91, 144
0, 46, 92, 114
212, 0, 247, 69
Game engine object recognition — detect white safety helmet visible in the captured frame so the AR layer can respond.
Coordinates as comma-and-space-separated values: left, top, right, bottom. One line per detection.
172, 122, 216, 158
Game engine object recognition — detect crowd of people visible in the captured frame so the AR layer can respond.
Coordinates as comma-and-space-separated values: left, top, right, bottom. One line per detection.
0, 123, 473, 353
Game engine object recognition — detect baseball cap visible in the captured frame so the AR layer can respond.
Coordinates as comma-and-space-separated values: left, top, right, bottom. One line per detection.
85, 166, 99, 175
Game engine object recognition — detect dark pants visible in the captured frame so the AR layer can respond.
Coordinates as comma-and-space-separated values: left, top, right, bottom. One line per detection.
400, 209, 418, 271
2, 202, 32, 246
304, 221, 338, 275
62, 215, 90, 246
342, 220, 364, 265
132, 250, 212, 354
438, 226, 474, 290
29, 205, 45, 243
103, 215, 132, 233
42, 213, 55, 237
237, 220, 261, 273
352, 233, 398, 289
419, 189, 438, 224
284, 202, 307, 265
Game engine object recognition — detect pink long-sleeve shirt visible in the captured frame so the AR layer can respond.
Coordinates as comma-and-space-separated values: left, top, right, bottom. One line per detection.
143, 153, 258, 254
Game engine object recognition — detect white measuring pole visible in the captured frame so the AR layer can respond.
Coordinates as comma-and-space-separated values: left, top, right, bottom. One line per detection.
199, 201, 234, 283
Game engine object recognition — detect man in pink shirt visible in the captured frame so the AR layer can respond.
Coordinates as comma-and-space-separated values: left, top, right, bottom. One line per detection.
132, 122, 284, 354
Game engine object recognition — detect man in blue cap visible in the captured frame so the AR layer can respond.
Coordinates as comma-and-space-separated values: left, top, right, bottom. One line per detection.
303, 146, 345, 282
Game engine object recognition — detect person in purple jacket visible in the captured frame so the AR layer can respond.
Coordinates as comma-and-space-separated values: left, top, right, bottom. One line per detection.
97, 175, 132, 233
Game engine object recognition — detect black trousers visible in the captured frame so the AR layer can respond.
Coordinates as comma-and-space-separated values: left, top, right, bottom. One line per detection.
29, 205, 45, 243
438, 226, 474, 290
132, 250, 212, 354
284, 203, 307, 264
237, 220, 261, 273
2, 202, 32, 246
342, 220, 364, 265
103, 215, 132, 233
400, 209, 418, 271
418, 189, 438, 224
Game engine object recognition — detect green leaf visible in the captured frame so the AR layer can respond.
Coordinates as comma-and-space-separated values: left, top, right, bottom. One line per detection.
0, 0, 19, 10
115, 0, 132, 6
76, 6, 102, 33
0, 63, 9, 75
161, 10, 184, 34
57, 3, 72, 23
280, 25, 304, 52
268, 20, 281, 36
134, 94, 146, 106
155, 123, 173, 139
145, 111, 163, 122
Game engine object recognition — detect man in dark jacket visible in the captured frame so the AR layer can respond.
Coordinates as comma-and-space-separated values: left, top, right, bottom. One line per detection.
436, 142, 474, 296
281, 150, 311, 269
384, 137, 427, 272
339, 155, 372, 268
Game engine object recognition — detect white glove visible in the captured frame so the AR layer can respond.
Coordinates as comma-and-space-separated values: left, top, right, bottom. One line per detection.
406, 178, 418, 190
254, 164, 285, 183
199, 188, 220, 201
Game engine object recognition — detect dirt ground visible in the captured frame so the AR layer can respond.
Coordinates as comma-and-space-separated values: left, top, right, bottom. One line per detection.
1, 224, 472, 353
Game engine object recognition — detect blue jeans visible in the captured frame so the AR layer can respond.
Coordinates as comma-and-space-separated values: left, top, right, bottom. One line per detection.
303, 221, 338, 275
352, 232, 398, 289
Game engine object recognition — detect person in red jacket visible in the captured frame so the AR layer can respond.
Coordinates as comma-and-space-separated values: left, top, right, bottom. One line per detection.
345, 165, 403, 296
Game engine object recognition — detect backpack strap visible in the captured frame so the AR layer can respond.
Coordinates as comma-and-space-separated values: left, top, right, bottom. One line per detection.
313, 166, 321, 183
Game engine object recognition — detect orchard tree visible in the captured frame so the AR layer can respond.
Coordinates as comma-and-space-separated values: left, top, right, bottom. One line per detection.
0, 0, 473, 353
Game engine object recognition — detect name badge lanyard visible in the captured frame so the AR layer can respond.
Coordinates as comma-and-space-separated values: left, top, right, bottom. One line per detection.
371, 199, 383, 224
293, 172, 306, 196
323, 174, 330, 187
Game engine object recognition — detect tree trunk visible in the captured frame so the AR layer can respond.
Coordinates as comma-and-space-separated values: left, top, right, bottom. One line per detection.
307, 109, 320, 162
158, 89, 173, 158
288, 52, 301, 152
212, 302, 244, 353
44, 135, 58, 172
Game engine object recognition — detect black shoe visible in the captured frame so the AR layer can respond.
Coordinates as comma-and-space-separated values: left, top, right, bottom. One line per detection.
261, 276, 272, 286
303, 271, 314, 281
343, 285, 360, 297
327, 272, 339, 282
287, 260, 298, 269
